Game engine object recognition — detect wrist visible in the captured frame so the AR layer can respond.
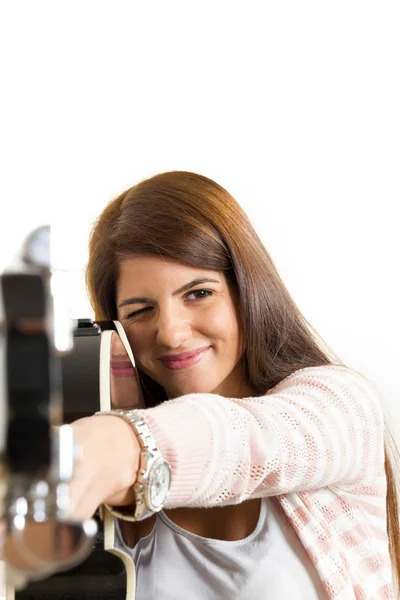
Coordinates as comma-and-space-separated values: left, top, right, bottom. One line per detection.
94, 409, 171, 521
103, 415, 141, 502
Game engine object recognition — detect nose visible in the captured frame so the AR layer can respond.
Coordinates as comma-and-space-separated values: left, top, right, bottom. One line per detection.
155, 306, 192, 349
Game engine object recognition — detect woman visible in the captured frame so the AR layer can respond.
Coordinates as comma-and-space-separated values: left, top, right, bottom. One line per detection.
70, 171, 399, 598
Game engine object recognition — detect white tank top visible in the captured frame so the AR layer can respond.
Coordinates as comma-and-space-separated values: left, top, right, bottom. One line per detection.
114, 498, 328, 599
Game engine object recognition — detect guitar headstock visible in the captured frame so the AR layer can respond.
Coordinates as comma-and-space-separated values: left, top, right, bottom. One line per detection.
0, 226, 98, 594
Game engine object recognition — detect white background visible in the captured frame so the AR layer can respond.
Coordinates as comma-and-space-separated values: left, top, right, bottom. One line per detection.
0, 2, 399, 441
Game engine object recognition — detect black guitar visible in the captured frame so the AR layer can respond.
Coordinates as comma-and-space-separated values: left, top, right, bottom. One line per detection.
11, 319, 144, 600
0, 226, 142, 600
0, 226, 96, 598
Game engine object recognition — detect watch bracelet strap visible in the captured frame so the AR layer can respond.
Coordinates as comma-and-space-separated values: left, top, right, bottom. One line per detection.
94, 409, 162, 522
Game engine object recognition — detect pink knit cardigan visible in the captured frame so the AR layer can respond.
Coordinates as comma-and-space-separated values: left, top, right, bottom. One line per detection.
136, 365, 395, 599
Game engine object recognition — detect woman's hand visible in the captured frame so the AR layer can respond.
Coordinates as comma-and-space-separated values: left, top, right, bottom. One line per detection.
68, 415, 141, 521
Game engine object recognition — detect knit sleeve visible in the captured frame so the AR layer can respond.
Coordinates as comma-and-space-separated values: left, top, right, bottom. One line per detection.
135, 365, 386, 508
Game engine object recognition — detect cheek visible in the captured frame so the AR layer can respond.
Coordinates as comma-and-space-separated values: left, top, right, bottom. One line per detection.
201, 306, 240, 342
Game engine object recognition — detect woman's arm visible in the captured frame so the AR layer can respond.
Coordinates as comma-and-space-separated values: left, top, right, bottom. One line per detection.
67, 364, 385, 519
134, 365, 386, 508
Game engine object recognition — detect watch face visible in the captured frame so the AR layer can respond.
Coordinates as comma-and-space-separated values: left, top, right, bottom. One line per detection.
148, 459, 171, 511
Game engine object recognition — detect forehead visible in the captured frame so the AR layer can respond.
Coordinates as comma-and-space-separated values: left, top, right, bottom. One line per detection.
116, 255, 223, 294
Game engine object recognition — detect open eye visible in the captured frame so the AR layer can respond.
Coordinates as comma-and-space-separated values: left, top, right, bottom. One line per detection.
185, 289, 214, 301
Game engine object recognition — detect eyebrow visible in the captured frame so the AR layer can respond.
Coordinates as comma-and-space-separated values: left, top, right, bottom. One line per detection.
117, 278, 220, 309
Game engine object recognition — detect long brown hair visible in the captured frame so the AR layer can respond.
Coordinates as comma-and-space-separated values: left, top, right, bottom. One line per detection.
85, 170, 400, 592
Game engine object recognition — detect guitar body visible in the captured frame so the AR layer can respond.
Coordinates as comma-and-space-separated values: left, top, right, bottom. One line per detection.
14, 319, 142, 600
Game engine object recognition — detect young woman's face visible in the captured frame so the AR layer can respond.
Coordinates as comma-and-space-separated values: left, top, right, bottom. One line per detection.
116, 256, 251, 399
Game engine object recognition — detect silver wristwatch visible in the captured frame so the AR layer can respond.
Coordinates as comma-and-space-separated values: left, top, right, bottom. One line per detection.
94, 409, 171, 521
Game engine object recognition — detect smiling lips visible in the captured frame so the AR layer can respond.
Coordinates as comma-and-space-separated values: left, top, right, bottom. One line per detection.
159, 346, 211, 370
110, 347, 210, 376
